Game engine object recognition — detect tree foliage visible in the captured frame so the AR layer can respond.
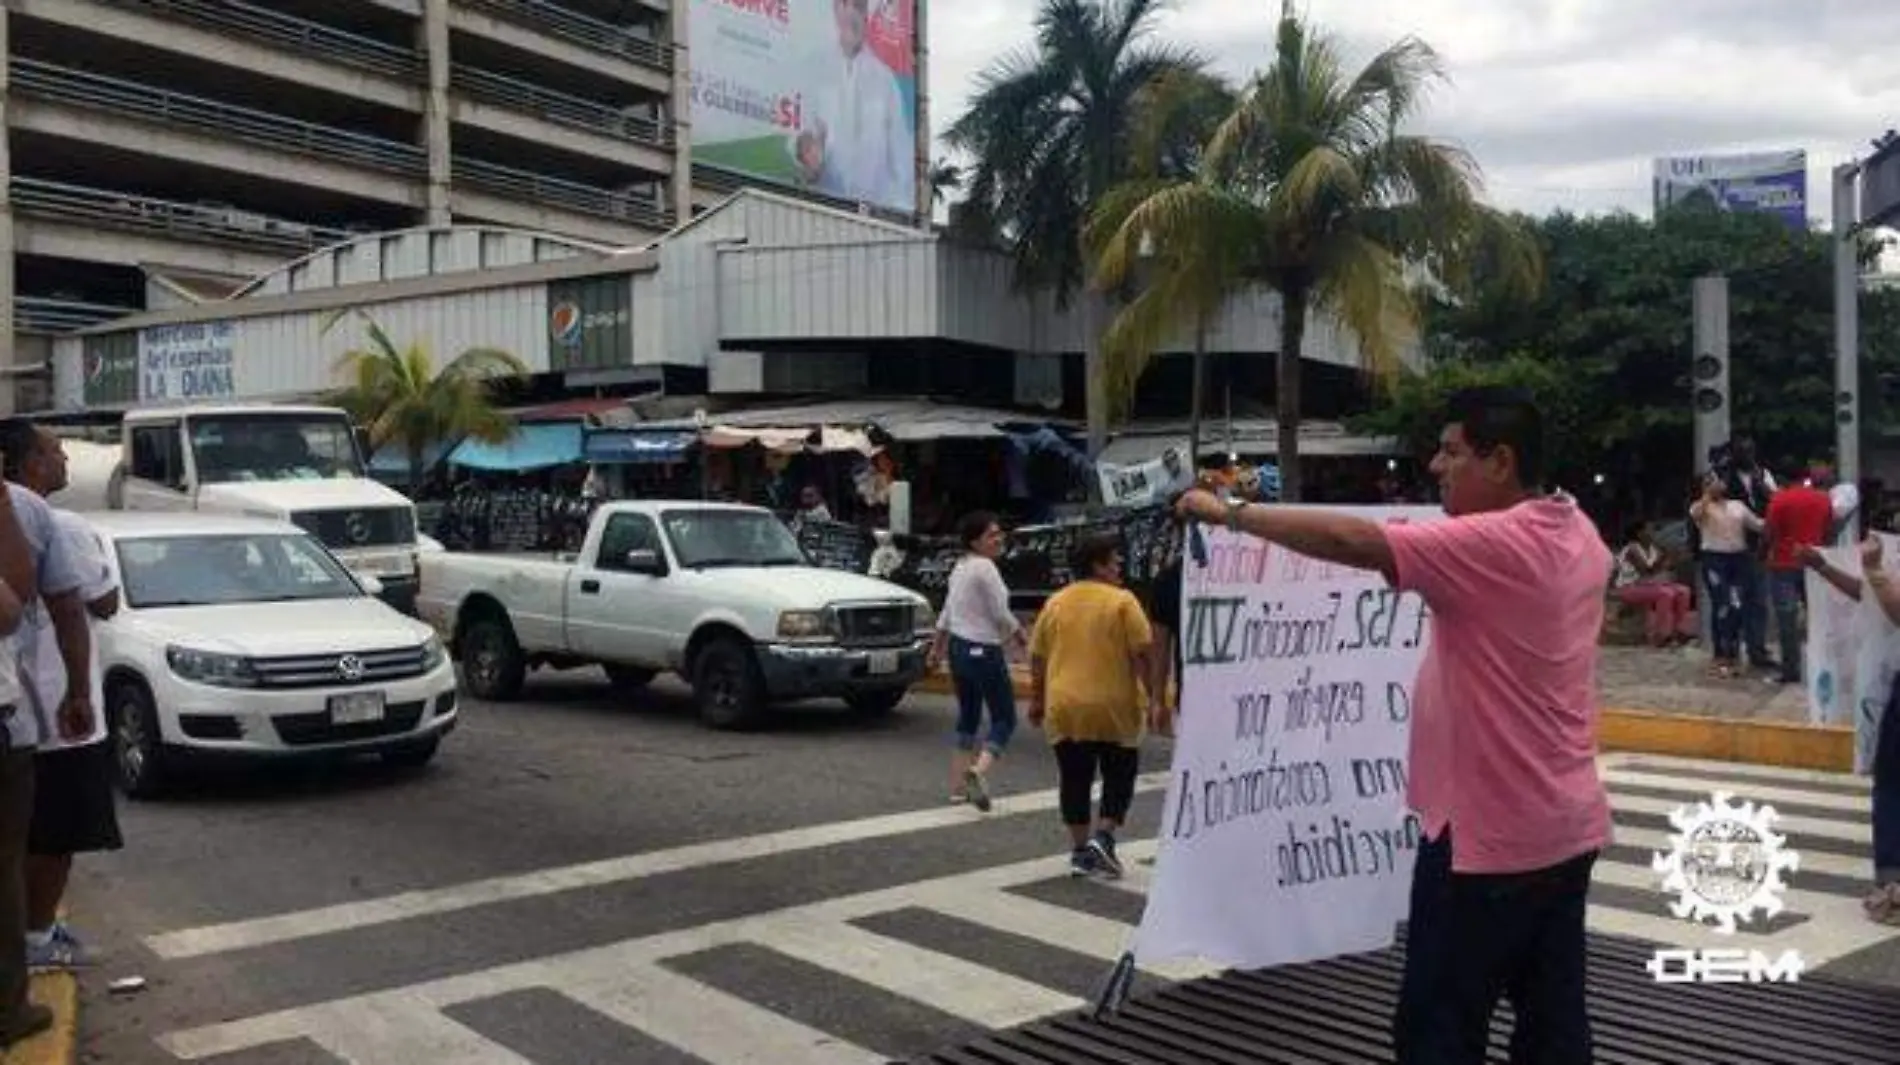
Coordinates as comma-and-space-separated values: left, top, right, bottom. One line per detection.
1085, 1, 1539, 500
320, 308, 530, 488
1356, 203, 1900, 510
942, 0, 1211, 303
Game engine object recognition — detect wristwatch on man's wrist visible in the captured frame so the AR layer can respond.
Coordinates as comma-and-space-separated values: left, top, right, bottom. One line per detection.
1225, 498, 1246, 531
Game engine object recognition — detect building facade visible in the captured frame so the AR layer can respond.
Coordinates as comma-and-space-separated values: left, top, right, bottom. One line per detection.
49, 190, 1401, 431
2, 0, 927, 411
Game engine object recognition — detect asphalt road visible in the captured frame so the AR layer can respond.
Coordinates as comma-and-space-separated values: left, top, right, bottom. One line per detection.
63, 671, 1900, 1064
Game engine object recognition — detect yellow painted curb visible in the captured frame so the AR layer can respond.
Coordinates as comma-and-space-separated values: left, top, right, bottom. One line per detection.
1599, 707, 1854, 772
917, 672, 1857, 773
1, 971, 77, 1065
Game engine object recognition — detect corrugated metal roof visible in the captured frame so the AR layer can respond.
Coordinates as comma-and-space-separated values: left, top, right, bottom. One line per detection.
639, 399, 1077, 438
1100, 420, 1404, 463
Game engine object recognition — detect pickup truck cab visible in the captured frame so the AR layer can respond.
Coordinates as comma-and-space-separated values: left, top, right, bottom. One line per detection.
416, 501, 934, 728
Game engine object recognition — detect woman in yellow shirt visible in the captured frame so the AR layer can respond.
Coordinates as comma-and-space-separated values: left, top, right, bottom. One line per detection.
1028, 532, 1161, 878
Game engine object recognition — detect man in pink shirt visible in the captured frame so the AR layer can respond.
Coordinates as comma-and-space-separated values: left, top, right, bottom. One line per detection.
1177, 386, 1611, 1065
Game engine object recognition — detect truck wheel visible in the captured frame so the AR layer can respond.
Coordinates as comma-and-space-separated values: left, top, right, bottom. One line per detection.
462, 617, 526, 701
110, 680, 172, 801
603, 665, 656, 691
846, 689, 907, 718
693, 638, 766, 730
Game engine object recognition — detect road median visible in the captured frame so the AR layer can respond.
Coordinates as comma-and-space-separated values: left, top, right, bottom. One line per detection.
916, 669, 1855, 773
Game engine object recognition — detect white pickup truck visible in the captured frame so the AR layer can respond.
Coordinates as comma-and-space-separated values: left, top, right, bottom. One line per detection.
415, 500, 935, 728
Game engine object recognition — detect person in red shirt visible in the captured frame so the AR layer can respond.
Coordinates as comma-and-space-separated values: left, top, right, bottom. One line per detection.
1764, 465, 1837, 684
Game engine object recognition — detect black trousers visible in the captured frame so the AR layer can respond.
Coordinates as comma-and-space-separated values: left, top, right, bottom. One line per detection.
1053, 740, 1138, 827
1394, 830, 1597, 1065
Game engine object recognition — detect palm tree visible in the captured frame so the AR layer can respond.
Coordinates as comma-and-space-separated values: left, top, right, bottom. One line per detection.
928, 158, 963, 209
1089, 2, 1541, 500
320, 308, 530, 491
944, 0, 1209, 453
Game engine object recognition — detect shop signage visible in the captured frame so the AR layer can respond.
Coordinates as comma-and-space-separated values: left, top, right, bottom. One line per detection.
139, 321, 236, 402
82, 333, 139, 407
548, 276, 633, 372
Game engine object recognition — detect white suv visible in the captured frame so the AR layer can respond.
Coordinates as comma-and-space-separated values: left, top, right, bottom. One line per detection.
84, 512, 459, 798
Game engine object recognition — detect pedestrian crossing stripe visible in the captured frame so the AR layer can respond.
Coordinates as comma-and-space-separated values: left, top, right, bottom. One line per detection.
154, 757, 1886, 1065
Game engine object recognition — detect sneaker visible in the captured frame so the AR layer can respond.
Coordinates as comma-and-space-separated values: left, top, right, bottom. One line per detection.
1088, 832, 1124, 880
0, 1003, 53, 1049
27, 930, 95, 971
964, 768, 992, 813
51, 923, 99, 961
1069, 845, 1100, 877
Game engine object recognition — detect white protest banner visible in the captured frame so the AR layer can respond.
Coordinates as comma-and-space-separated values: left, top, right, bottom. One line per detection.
1132, 506, 1442, 970
1805, 558, 1861, 727
1096, 447, 1193, 509
1804, 533, 1900, 774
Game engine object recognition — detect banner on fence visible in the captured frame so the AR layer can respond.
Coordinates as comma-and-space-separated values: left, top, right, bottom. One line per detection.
1096, 447, 1193, 509
1131, 506, 1442, 970
790, 507, 1180, 604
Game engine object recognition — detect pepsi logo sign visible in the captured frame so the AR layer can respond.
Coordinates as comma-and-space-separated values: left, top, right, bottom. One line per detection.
549, 301, 582, 346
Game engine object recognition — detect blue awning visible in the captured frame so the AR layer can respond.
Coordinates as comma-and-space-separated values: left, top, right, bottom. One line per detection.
584, 429, 696, 464
447, 422, 585, 472
369, 437, 456, 479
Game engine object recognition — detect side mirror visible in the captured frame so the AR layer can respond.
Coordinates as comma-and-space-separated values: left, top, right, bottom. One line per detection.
358, 574, 386, 597
624, 548, 665, 575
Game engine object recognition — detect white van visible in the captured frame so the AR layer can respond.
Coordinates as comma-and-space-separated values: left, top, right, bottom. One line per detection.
52, 403, 422, 612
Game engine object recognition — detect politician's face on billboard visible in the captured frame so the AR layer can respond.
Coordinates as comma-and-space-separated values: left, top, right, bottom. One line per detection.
834, 0, 867, 57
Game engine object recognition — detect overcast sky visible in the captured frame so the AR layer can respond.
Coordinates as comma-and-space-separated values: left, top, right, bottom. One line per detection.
923, 0, 1900, 224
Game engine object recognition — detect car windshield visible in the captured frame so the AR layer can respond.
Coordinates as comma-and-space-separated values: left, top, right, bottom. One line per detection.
660, 509, 808, 568
116, 533, 365, 608
188, 414, 365, 483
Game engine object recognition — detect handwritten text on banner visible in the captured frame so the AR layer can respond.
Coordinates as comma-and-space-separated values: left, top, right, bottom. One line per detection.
1132, 506, 1443, 970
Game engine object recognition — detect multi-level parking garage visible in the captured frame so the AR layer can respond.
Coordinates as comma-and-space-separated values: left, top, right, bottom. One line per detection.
2, 0, 909, 410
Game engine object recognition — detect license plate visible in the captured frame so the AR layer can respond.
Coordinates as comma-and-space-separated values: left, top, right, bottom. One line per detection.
328, 691, 386, 724
867, 650, 899, 675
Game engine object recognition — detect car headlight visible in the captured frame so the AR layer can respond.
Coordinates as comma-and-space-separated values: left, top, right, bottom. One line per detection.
166, 645, 259, 688
912, 602, 936, 635
418, 634, 447, 672
776, 610, 834, 641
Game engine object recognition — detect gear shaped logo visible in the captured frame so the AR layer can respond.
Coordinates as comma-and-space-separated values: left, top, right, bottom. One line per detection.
1651, 791, 1800, 934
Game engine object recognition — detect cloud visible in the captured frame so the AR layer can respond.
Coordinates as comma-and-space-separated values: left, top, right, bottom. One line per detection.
924, 0, 1900, 221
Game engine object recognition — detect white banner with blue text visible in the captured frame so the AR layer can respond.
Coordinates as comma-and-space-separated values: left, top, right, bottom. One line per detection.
1132, 505, 1443, 970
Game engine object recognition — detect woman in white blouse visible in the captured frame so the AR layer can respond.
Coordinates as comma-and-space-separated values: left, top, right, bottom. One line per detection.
928, 512, 1024, 812
1690, 473, 1764, 679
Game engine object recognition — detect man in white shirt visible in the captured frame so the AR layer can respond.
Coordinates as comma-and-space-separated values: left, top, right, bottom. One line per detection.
0, 447, 85, 1048
789, 0, 916, 211
3, 423, 119, 974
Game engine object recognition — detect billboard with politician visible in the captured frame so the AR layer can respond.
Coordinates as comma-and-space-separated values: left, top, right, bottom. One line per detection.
689, 0, 919, 217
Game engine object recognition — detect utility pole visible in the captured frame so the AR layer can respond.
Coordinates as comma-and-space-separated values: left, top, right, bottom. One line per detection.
1690, 276, 1731, 478
1834, 161, 1862, 543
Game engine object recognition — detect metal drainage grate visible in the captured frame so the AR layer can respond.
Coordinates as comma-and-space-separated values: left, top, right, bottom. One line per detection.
905, 932, 1900, 1064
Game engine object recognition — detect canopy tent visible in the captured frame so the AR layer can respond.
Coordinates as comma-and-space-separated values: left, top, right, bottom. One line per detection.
699, 425, 878, 456
446, 422, 585, 472
582, 429, 696, 464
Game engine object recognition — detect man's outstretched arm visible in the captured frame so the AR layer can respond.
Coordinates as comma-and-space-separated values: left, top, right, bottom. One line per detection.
1178, 491, 1396, 581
